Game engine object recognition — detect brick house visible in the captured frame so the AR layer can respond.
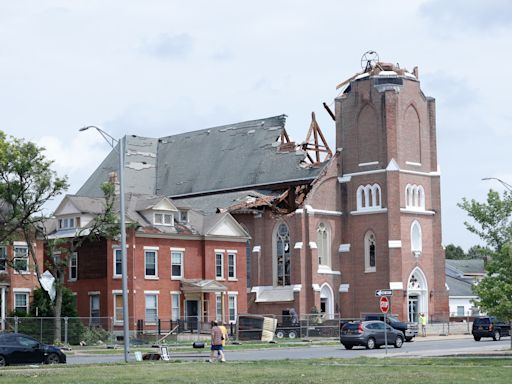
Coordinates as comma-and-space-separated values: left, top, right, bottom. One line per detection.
49, 193, 249, 331
0, 237, 43, 329
76, 59, 449, 323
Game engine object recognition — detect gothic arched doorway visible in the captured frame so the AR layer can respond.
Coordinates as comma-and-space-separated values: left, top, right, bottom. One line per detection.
407, 268, 428, 323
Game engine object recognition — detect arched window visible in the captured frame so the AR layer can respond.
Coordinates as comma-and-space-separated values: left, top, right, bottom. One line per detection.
357, 184, 382, 210
317, 223, 330, 267
405, 184, 425, 210
411, 220, 422, 258
364, 231, 376, 272
274, 222, 291, 286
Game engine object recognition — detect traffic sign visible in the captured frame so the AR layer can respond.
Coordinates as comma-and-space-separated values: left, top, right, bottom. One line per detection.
379, 296, 390, 313
375, 289, 393, 297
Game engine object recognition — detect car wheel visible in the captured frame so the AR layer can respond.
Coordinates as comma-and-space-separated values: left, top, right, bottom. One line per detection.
288, 330, 297, 339
0, 355, 6, 367
366, 337, 376, 350
394, 336, 403, 348
473, 335, 481, 341
343, 344, 353, 350
276, 330, 285, 339
46, 353, 60, 365
493, 330, 501, 341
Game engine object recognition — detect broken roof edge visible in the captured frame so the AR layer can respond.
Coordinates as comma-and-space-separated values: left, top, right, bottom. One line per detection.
166, 173, 326, 200
157, 114, 288, 142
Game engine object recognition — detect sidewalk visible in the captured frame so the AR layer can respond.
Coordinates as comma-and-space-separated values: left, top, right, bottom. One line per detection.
413, 334, 472, 342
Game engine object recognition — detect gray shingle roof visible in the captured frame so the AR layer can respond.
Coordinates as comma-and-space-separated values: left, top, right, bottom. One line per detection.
445, 275, 476, 297
77, 115, 324, 199
446, 259, 485, 275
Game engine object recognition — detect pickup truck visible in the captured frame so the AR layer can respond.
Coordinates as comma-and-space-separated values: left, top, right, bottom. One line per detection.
363, 313, 418, 341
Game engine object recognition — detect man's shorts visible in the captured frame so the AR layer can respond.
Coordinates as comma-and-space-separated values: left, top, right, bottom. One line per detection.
211, 344, 224, 351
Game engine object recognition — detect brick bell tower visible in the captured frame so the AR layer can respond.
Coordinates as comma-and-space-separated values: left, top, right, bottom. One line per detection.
335, 53, 449, 322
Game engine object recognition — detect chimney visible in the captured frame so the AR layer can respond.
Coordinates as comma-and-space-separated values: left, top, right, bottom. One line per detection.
108, 172, 120, 195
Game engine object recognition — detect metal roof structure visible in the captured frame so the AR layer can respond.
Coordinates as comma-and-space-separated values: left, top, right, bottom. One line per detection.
77, 115, 325, 199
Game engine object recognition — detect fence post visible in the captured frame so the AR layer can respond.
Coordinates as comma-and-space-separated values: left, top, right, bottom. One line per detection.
14, 316, 18, 333
64, 317, 69, 345
40, 317, 43, 342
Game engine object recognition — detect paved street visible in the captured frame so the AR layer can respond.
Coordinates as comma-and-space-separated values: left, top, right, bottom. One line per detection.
66, 335, 511, 364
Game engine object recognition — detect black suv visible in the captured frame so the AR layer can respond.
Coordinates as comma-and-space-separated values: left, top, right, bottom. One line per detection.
363, 313, 418, 342
472, 317, 511, 341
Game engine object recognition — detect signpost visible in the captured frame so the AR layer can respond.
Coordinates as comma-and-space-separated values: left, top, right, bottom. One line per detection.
375, 289, 393, 297
379, 296, 390, 354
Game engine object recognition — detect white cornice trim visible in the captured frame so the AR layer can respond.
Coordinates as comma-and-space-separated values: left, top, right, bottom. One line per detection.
350, 208, 388, 215
400, 208, 436, 216
388, 240, 402, 248
339, 244, 351, 253
342, 169, 386, 177
359, 161, 379, 167
294, 242, 303, 249
296, 206, 343, 216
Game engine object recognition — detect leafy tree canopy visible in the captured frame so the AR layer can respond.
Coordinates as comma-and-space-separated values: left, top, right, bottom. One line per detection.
445, 244, 466, 259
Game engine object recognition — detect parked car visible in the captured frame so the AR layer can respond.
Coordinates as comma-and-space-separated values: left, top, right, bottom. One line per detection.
0, 333, 66, 366
340, 320, 404, 350
472, 317, 511, 341
363, 313, 418, 342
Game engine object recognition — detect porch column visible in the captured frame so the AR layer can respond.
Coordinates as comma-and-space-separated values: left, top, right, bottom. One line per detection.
1, 287, 6, 331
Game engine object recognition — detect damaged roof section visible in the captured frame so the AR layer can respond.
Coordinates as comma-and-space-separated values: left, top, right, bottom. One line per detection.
77, 115, 326, 199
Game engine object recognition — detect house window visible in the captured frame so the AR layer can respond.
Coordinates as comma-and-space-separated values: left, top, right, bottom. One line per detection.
457, 306, 465, 316
114, 249, 122, 278
114, 294, 123, 322
154, 213, 173, 226
179, 210, 188, 223
215, 252, 224, 279
0, 246, 6, 271
171, 250, 183, 279
228, 294, 237, 323
411, 221, 422, 257
15, 293, 29, 314
356, 184, 382, 210
317, 223, 330, 267
69, 252, 78, 281
90, 294, 100, 321
364, 231, 376, 272
228, 253, 236, 279
144, 250, 158, 278
58, 217, 78, 230
14, 245, 29, 272
274, 223, 291, 286
216, 294, 222, 321
171, 293, 180, 321
145, 294, 158, 324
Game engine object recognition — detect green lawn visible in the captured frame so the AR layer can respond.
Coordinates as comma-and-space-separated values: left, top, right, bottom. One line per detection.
0, 358, 511, 384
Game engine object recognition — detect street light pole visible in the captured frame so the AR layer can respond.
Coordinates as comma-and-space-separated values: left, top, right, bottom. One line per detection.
482, 177, 512, 192
79, 126, 130, 363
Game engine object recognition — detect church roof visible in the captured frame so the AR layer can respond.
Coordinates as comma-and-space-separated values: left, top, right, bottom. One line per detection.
77, 115, 325, 199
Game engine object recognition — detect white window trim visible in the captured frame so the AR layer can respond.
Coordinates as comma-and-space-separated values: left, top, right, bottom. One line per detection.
113, 292, 123, 324
13, 291, 30, 313
171, 292, 181, 321
145, 292, 159, 325
215, 252, 224, 280
113, 248, 123, 279
0, 245, 7, 272
227, 293, 238, 324
215, 293, 223, 321
228, 252, 237, 280
68, 252, 78, 281
364, 232, 377, 273
153, 212, 174, 226
13, 245, 30, 274
171, 250, 184, 280
144, 249, 159, 279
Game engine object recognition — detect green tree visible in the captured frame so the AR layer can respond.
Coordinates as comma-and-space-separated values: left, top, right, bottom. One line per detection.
444, 244, 466, 259
458, 189, 512, 252
1, 130, 118, 343
466, 245, 489, 259
459, 188, 512, 348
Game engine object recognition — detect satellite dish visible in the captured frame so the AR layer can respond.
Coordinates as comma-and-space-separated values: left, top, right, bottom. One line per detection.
361, 51, 379, 72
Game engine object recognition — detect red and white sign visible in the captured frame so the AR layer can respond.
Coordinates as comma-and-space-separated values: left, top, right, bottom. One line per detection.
379, 296, 390, 313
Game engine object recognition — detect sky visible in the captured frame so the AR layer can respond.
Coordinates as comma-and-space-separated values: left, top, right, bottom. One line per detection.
1, 0, 511, 251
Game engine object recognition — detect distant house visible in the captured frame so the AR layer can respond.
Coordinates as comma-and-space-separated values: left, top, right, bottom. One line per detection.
445, 259, 485, 317
0, 238, 43, 330
48, 192, 249, 331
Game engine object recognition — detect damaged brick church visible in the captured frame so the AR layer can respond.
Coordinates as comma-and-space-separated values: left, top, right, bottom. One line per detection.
55, 57, 449, 327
